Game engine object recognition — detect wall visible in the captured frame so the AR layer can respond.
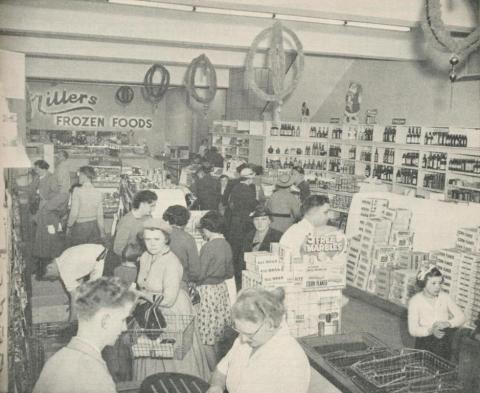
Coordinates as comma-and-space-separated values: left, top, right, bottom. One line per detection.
275, 54, 480, 128
27, 81, 226, 154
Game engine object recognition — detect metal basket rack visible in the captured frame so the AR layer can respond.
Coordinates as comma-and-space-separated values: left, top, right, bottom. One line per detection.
124, 314, 195, 360
350, 349, 461, 393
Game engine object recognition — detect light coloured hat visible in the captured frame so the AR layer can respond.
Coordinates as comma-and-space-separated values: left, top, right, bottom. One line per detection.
143, 218, 172, 234
276, 173, 295, 188
239, 167, 255, 178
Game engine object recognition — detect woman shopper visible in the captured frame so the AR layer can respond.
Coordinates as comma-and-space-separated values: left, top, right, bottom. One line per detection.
66, 166, 105, 246
197, 211, 234, 370
206, 287, 310, 393
408, 265, 465, 360
162, 205, 201, 284
241, 205, 282, 256
135, 218, 210, 381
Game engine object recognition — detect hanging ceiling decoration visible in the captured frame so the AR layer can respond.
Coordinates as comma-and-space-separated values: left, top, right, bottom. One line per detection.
184, 54, 217, 114
115, 85, 134, 106
246, 21, 304, 104
142, 64, 170, 105
421, 0, 480, 82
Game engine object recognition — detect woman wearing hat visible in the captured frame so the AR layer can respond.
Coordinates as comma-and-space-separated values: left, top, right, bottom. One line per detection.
241, 205, 282, 257
226, 167, 258, 288
265, 173, 302, 233
135, 218, 210, 381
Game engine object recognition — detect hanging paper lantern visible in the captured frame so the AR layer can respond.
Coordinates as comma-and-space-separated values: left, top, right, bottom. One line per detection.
246, 21, 304, 104
143, 64, 170, 104
115, 86, 135, 105
185, 54, 217, 105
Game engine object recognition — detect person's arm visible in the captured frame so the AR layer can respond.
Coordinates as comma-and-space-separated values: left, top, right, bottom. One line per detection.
445, 293, 466, 328
408, 296, 432, 337
197, 244, 212, 284
96, 194, 106, 238
206, 370, 227, 393
113, 217, 130, 256
158, 258, 182, 307
290, 195, 302, 220
67, 188, 80, 228
186, 236, 201, 282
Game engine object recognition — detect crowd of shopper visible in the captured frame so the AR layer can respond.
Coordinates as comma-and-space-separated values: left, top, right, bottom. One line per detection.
30, 147, 469, 393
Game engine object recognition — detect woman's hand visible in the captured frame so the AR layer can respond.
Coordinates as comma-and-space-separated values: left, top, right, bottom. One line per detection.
432, 321, 450, 339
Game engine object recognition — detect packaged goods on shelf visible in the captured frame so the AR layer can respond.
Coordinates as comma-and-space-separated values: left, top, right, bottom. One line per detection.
456, 226, 480, 253
388, 269, 417, 306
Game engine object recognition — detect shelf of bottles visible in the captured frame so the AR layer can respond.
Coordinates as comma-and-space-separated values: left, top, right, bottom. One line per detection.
210, 120, 480, 203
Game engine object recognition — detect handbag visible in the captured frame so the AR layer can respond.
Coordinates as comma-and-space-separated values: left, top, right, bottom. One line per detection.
187, 281, 201, 306
130, 295, 167, 340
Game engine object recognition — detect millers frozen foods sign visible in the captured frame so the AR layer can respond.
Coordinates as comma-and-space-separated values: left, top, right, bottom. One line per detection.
28, 82, 154, 131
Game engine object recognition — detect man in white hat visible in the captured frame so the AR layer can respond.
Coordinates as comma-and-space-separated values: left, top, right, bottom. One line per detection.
265, 173, 302, 233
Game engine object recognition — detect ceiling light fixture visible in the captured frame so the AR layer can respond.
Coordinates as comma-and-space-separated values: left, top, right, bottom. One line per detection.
274, 14, 345, 26
108, 0, 193, 12
346, 21, 410, 32
194, 6, 273, 19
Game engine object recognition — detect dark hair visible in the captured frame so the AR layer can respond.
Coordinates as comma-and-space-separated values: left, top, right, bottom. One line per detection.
70, 183, 81, 193
292, 166, 304, 175
236, 163, 248, 174
416, 266, 443, 289
132, 190, 158, 209
252, 165, 263, 176
302, 194, 330, 215
209, 146, 218, 153
60, 150, 69, 159
34, 159, 50, 170
163, 205, 190, 227
199, 210, 225, 234
79, 166, 96, 181
232, 287, 285, 328
75, 277, 136, 320
219, 174, 229, 181
251, 205, 272, 219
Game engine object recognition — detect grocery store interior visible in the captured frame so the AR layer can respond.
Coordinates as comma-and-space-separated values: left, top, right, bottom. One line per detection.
0, 1, 479, 392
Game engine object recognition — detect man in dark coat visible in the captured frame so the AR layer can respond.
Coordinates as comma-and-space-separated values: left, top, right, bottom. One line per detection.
205, 146, 224, 168
226, 167, 258, 288
190, 164, 221, 210
292, 166, 311, 203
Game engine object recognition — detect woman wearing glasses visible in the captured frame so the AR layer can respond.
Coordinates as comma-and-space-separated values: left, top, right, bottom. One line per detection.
206, 287, 310, 393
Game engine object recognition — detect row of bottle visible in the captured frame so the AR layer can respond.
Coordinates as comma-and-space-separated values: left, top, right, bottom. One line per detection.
267, 144, 328, 156
358, 127, 374, 141
329, 160, 355, 174
309, 126, 329, 138
331, 127, 343, 139
424, 132, 468, 147
401, 152, 419, 167
383, 126, 397, 143
265, 158, 328, 170
270, 124, 301, 137
383, 148, 395, 165
423, 173, 445, 190
449, 188, 480, 203
329, 146, 342, 158
448, 159, 480, 174
373, 165, 394, 181
406, 127, 422, 144
360, 151, 372, 162
422, 153, 447, 171
396, 168, 418, 186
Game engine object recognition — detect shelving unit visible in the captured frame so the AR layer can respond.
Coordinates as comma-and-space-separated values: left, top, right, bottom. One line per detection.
212, 120, 480, 207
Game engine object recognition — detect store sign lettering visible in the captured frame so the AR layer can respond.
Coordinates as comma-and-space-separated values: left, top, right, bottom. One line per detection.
54, 115, 153, 130
32, 89, 98, 115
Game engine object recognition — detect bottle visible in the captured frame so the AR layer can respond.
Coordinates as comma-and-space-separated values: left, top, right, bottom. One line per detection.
374, 148, 379, 163
268, 145, 274, 154
396, 169, 402, 183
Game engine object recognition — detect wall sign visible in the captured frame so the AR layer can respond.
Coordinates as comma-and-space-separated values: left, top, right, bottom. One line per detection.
392, 118, 407, 125
28, 82, 154, 131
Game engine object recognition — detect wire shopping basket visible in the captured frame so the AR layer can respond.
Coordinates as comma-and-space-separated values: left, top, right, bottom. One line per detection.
123, 314, 195, 360
350, 349, 461, 393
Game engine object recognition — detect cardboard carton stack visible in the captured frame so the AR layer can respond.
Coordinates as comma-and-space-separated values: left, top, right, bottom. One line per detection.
242, 235, 346, 337
346, 198, 422, 306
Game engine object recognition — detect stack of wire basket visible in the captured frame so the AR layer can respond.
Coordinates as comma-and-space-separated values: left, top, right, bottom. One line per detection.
350, 349, 462, 393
